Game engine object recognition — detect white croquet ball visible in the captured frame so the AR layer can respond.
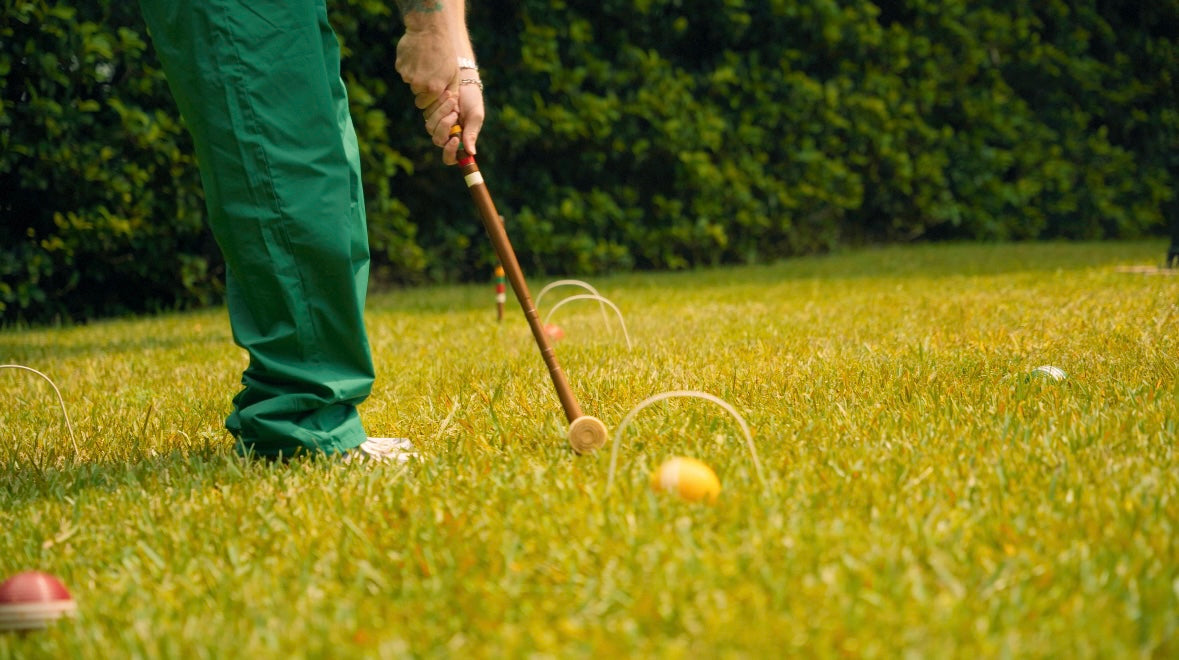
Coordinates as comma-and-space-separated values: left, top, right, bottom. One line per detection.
1031, 365, 1067, 381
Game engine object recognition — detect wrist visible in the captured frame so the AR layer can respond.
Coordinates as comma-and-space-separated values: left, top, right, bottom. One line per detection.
401, 7, 447, 32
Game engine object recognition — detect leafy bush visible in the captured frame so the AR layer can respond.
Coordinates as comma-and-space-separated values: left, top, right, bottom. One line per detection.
1, 2, 209, 322
479, 0, 1173, 268
3, 0, 1177, 323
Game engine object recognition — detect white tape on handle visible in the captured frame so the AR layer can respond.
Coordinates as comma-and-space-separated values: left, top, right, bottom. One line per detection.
464, 171, 484, 188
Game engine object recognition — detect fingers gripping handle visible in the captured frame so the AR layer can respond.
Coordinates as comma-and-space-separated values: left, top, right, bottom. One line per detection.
450, 124, 479, 180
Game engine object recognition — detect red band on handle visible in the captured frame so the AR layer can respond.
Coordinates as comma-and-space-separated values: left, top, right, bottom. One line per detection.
457, 154, 476, 168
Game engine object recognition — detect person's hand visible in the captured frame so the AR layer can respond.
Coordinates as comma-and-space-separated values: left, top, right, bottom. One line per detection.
393, 4, 483, 165
395, 26, 458, 110
424, 90, 459, 154
434, 77, 484, 165
424, 77, 483, 165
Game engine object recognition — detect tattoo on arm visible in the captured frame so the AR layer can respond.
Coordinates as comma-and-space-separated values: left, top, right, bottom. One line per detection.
396, 0, 444, 14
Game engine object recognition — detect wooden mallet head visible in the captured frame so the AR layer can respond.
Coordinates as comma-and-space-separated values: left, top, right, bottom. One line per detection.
567, 415, 608, 454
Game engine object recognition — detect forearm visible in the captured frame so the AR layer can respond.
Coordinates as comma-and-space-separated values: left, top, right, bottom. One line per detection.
445, 0, 476, 66
396, 1, 446, 31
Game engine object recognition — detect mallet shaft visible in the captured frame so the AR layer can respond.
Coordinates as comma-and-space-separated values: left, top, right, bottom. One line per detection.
459, 157, 584, 423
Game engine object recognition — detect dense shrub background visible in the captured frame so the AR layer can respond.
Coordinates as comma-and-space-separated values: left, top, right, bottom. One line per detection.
2, 0, 1176, 323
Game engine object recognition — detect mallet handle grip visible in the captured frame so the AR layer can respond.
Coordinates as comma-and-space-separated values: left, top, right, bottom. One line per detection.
453, 133, 583, 423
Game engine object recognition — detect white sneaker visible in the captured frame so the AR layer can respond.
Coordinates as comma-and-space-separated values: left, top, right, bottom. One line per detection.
343, 437, 418, 464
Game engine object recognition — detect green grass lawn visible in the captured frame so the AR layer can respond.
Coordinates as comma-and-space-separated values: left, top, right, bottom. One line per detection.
2, 241, 1177, 657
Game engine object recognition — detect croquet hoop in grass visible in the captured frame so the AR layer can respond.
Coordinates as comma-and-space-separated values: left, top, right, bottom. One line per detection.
542, 293, 633, 351
606, 390, 765, 492
1, 365, 80, 454
536, 279, 612, 328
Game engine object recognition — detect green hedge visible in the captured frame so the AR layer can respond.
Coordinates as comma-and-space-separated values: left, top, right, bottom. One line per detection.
2, 2, 207, 321
3, 0, 1176, 323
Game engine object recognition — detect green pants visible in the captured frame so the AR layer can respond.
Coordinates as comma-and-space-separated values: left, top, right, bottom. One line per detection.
139, 0, 373, 457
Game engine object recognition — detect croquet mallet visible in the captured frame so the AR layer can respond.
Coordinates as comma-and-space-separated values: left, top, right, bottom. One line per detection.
450, 125, 608, 454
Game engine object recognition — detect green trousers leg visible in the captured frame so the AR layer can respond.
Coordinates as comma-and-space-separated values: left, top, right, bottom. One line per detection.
139, 0, 373, 457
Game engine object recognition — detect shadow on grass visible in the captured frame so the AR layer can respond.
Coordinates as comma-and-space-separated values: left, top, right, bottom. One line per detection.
0, 444, 262, 510
0, 331, 231, 365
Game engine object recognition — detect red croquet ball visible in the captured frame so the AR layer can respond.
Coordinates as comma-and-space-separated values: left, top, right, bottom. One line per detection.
544, 323, 565, 341
0, 571, 77, 632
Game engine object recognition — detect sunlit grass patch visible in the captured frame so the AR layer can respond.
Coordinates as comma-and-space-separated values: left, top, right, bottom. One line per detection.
1, 241, 1176, 657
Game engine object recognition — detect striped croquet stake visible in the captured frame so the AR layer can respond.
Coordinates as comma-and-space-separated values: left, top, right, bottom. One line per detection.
494, 263, 506, 322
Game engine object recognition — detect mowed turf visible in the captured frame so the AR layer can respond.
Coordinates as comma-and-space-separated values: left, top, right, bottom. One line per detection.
1, 241, 1176, 657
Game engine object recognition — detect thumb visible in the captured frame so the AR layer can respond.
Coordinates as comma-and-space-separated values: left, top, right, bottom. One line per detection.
462, 123, 480, 156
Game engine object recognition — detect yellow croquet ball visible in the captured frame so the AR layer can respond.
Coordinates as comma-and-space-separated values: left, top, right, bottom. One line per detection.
650, 457, 721, 503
